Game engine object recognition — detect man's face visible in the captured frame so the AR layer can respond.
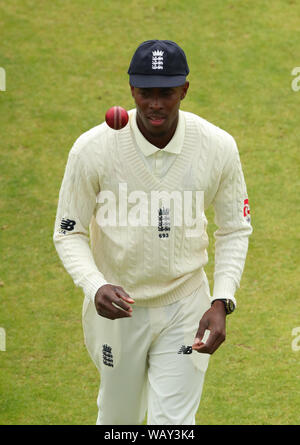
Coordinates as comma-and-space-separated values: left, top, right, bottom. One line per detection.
130, 82, 189, 144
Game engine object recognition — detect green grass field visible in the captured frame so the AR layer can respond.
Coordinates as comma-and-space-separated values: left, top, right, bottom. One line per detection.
1, 0, 299, 425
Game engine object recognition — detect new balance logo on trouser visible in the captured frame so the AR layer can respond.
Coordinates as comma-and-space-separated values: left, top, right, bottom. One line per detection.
82, 273, 211, 425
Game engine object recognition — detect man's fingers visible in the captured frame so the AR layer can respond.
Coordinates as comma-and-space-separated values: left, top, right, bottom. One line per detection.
101, 305, 132, 320
192, 329, 225, 354
114, 286, 135, 304
101, 297, 133, 319
192, 322, 207, 348
95, 286, 134, 319
111, 298, 132, 312
110, 303, 133, 319
107, 291, 134, 318
111, 295, 132, 312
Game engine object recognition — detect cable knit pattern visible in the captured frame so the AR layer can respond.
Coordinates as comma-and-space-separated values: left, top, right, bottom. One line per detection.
53, 110, 252, 307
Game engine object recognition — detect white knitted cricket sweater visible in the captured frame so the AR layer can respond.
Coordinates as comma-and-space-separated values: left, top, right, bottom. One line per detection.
53, 109, 252, 307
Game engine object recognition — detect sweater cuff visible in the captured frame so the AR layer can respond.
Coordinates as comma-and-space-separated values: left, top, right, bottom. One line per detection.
211, 277, 237, 308
80, 273, 110, 303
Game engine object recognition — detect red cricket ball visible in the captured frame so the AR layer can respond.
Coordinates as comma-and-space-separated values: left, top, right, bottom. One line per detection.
105, 106, 129, 130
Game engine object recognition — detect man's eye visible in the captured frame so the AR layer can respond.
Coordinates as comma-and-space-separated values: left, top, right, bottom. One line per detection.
140, 90, 150, 98
161, 90, 174, 97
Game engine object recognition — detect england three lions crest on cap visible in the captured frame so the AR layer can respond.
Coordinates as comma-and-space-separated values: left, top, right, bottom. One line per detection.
152, 50, 164, 70
127, 40, 189, 87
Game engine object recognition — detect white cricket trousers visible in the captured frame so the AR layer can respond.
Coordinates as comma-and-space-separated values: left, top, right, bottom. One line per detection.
82, 274, 211, 425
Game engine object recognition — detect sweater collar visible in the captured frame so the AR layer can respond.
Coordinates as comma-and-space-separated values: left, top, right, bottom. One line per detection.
129, 109, 185, 156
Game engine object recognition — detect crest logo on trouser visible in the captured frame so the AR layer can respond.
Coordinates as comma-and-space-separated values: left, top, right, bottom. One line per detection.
102, 344, 114, 367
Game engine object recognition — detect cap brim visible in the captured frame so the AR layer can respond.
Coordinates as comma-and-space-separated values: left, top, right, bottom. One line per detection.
129, 74, 187, 88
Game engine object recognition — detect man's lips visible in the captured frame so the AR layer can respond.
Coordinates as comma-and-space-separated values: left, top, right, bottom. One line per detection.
148, 115, 166, 126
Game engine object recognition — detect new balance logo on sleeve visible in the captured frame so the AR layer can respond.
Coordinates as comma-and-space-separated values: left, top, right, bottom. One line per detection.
59, 218, 76, 234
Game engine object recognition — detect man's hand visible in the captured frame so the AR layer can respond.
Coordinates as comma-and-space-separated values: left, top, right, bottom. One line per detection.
192, 300, 226, 354
94, 284, 135, 320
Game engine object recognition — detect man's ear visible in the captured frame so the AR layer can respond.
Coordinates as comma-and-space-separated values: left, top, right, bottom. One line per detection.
180, 81, 189, 100
130, 84, 135, 97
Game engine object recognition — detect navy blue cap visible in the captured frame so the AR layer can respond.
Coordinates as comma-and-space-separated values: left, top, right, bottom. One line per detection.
128, 40, 189, 88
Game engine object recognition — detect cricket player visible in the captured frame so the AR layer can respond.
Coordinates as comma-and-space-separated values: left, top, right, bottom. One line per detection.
53, 40, 252, 425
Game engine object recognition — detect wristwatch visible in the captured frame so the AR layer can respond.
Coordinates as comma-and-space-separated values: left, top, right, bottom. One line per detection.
212, 298, 235, 315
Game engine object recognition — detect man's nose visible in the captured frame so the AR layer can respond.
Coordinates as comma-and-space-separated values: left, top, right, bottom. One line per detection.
149, 94, 163, 110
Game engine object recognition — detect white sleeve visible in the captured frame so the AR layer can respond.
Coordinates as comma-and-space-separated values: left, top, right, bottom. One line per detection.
53, 147, 109, 302
211, 136, 253, 307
